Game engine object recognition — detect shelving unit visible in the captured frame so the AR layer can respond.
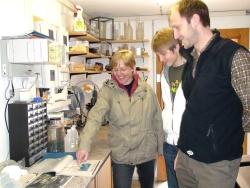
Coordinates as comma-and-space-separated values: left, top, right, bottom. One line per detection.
68, 31, 102, 58
104, 38, 150, 82
68, 31, 108, 76
104, 39, 149, 43
68, 30, 150, 78
106, 39, 149, 58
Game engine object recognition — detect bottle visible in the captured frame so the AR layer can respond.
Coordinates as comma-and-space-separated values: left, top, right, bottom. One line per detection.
70, 125, 79, 150
64, 129, 72, 152
136, 17, 144, 40
127, 19, 133, 40
114, 22, 121, 40
64, 125, 79, 152
73, 5, 86, 32
124, 22, 128, 40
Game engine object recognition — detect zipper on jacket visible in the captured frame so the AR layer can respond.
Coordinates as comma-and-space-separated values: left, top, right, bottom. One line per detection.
171, 93, 174, 134
206, 125, 217, 152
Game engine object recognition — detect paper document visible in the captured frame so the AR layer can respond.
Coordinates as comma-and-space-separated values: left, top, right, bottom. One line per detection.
26, 174, 72, 188
29, 155, 101, 177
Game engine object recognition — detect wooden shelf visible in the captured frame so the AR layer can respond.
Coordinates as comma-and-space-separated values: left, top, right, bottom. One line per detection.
70, 69, 147, 76
69, 70, 110, 77
136, 68, 149, 72
103, 39, 149, 43
68, 31, 100, 42
70, 70, 103, 74
85, 53, 102, 58
68, 51, 87, 55
68, 51, 148, 59
68, 52, 102, 58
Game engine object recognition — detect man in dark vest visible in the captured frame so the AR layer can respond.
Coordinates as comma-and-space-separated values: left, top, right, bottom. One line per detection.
169, 0, 250, 187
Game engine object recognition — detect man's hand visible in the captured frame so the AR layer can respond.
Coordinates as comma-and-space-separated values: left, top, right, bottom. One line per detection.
76, 149, 89, 165
174, 151, 179, 170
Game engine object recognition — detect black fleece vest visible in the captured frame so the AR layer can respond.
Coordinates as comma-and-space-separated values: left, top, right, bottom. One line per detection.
178, 34, 245, 163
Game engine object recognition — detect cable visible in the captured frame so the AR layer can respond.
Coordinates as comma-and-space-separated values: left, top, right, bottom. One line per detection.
4, 79, 15, 133
4, 79, 11, 100
73, 92, 87, 118
4, 97, 11, 133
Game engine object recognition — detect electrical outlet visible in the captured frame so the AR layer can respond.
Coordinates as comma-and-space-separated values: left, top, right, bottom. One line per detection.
2, 63, 7, 76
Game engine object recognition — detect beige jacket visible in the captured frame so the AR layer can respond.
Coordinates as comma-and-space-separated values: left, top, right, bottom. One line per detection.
79, 78, 164, 164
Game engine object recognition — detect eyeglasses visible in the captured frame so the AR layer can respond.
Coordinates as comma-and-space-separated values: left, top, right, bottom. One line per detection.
112, 67, 133, 74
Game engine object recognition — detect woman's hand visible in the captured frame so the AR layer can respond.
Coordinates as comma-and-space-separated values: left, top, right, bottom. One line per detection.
76, 149, 89, 165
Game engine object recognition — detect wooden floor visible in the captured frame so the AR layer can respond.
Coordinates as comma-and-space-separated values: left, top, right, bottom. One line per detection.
132, 180, 168, 188
132, 180, 140, 188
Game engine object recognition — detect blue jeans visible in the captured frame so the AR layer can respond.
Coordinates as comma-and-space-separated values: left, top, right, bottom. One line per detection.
112, 160, 155, 188
164, 142, 179, 188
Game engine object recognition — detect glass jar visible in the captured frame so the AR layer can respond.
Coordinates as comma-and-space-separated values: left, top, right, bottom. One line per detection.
136, 18, 144, 40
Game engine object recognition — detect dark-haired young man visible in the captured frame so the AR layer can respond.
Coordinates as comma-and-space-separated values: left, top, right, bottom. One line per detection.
169, 0, 250, 187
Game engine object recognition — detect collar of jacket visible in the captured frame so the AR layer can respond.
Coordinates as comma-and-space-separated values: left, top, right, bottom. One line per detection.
192, 29, 220, 57
112, 73, 139, 96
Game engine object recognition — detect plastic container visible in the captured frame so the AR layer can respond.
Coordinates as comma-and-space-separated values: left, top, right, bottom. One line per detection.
64, 125, 79, 152
73, 5, 86, 32
64, 129, 71, 152
47, 118, 65, 152
70, 125, 79, 150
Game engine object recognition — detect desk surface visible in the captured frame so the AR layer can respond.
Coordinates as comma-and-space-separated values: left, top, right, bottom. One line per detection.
20, 126, 111, 188
64, 125, 111, 188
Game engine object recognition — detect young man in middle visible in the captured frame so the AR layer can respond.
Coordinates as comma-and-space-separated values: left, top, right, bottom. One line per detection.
152, 28, 188, 188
